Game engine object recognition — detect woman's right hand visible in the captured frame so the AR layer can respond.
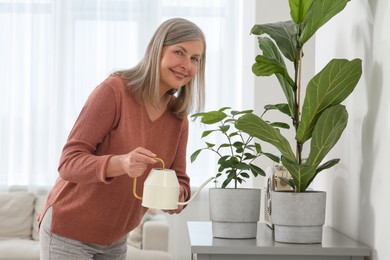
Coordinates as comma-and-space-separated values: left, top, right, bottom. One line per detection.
106, 147, 157, 178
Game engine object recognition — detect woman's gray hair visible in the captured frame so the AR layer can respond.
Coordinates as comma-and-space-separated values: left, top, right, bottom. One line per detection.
113, 18, 206, 119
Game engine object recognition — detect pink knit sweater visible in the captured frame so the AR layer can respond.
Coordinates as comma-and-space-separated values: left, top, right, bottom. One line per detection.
39, 76, 190, 246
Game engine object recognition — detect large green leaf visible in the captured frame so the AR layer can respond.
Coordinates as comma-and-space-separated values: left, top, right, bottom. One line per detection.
289, 0, 313, 24
235, 113, 295, 161
257, 37, 295, 117
299, 0, 349, 44
281, 156, 317, 192
316, 158, 340, 175
302, 158, 340, 190
252, 55, 295, 88
252, 55, 287, 77
251, 21, 298, 63
307, 105, 348, 165
296, 58, 362, 143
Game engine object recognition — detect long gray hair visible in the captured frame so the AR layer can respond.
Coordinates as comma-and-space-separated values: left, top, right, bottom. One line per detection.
113, 18, 206, 119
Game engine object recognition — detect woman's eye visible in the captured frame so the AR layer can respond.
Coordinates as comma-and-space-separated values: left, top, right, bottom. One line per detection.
175, 50, 184, 55
191, 57, 200, 63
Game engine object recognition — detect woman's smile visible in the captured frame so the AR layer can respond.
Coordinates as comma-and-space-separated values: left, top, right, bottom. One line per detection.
159, 40, 204, 93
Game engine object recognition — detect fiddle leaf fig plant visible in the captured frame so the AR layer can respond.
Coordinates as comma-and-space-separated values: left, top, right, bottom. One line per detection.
235, 0, 362, 192
190, 107, 277, 188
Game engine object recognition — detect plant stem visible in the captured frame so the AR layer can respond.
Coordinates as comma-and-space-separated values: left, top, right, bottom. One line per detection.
295, 48, 304, 164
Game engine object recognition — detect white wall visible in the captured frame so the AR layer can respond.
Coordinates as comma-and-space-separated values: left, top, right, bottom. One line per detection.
311, 1, 390, 260
168, 0, 389, 259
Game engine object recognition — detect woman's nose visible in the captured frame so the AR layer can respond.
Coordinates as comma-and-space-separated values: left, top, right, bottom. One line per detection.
180, 57, 192, 71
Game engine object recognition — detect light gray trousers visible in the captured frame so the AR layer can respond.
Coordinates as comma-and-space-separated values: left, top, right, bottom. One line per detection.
39, 207, 127, 260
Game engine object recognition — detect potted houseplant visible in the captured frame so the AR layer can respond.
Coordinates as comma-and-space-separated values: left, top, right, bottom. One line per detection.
235, 0, 362, 243
190, 107, 277, 238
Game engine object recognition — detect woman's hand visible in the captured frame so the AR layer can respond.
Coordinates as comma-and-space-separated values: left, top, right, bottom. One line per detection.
120, 147, 158, 178
106, 147, 157, 178
163, 186, 186, 214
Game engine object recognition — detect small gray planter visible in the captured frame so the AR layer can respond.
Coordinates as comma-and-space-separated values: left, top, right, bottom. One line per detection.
271, 190, 326, 243
209, 188, 261, 239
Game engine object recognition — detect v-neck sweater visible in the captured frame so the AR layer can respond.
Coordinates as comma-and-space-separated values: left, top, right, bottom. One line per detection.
38, 76, 190, 246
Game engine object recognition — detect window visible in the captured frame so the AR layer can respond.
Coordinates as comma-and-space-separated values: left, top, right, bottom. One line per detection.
0, 0, 255, 190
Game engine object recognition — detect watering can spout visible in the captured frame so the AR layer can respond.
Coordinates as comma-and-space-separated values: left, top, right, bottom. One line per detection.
177, 176, 215, 206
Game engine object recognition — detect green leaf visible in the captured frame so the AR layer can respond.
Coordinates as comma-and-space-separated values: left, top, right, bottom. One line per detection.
251, 21, 299, 63
236, 163, 250, 170
201, 111, 228, 124
299, 0, 349, 44
227, 170, 237, 179
190, 149, 202, 163
235, 147, 244, 153
236, 113, 295, 161
222, 178, 232, 188
219, 159, 233, 169
316, 158, 340, 174
289, 0, 313, 24
233, 141, 244, 148
257, 37, 295, 116
205, 142, 215, 148
296, 58, 362, 143
201, 130, 214, 138
218, 143, 231, 150
231, 109, 253, 116
240, 172, 250, 178
304, 158, 340, 189
224, 118, 236, 124
278, 176, 295, 189
228, 132, 239, 138
218, 107, 231, 112
250, 163, 266, 177
281, 156, 317, 192
264, 103, 291, 118
252, 55, 294, 87
306, 105, 348, 165
219, 125, 230, 133
263, 153, 280, 163
255, 143, 262, 153
218, 155, 229, 164
252, 55, 285, 75
243, 153, 254, 160
270, 122, 290, 129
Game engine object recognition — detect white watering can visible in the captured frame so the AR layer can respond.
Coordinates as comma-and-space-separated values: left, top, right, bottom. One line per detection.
133, 158, 214, 210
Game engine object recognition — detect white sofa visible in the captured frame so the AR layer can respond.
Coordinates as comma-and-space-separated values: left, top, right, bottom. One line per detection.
0, 189, 172, 260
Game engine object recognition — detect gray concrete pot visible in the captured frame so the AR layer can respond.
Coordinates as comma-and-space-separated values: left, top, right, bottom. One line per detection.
209, 188, 261, 239
271, 190, 326, 243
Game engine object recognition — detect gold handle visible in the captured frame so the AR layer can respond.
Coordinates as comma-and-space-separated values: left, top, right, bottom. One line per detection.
133, 157, 165, 200
154, 157, 165, 169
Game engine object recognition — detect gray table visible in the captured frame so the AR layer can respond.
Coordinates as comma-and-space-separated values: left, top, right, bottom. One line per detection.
187, 221, 370, 260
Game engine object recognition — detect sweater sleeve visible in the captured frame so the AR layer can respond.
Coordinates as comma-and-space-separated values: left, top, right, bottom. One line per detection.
58, 79, 119, 184
172, 118, 191, 201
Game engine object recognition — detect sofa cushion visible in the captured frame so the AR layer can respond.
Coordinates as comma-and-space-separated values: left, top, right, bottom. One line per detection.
126, 246, 172, 260
32, 196, 46, 241
0, 192, 35, 240
0, 239, 40, 259
127, 208, 158, 249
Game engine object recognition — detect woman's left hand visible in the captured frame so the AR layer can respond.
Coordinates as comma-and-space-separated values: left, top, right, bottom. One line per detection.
163, 186, 186, 214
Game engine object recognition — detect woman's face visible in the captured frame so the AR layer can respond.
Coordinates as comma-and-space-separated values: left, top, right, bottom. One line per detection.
159, 40, 204, 94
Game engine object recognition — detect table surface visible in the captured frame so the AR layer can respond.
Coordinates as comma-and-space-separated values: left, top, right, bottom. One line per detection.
187, 221, 370, 257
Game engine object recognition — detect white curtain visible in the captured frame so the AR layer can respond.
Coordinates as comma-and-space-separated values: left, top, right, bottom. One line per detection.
0, 0, 255, 191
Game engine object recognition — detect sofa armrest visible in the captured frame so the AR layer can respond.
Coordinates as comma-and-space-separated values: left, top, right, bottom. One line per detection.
142, 219, 169, 251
